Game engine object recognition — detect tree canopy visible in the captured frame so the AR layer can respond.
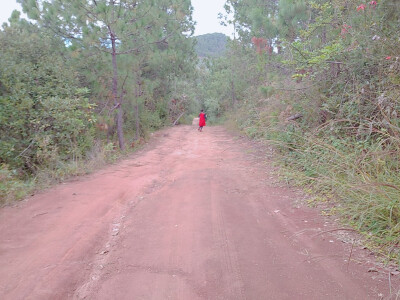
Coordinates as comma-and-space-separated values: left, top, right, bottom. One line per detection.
17, 0, 195, 149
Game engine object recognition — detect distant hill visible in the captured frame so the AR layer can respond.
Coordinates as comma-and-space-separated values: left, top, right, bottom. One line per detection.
194, 33, 228, 58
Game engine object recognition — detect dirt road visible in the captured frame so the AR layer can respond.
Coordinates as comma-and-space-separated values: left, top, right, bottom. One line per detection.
0, 126, 397, 299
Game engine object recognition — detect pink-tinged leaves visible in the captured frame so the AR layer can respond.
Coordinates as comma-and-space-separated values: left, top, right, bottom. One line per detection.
251, 37, 271, 55
357, 4, 366, 11
341, 24, 352, 37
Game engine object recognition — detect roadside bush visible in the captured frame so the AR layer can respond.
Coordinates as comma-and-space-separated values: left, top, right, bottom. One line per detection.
0, 165, 33, 205
0, 22, 95, 174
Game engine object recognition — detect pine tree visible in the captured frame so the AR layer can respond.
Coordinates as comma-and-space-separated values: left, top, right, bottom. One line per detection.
18, 0, 194, 149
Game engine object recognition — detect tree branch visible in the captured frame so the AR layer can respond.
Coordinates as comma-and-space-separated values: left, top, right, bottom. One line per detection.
116, 32, 173, 55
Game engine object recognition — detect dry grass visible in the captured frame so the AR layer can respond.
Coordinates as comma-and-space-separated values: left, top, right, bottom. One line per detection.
229, 78, 400, 263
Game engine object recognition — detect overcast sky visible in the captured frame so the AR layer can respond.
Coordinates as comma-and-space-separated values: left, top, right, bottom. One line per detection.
0, 0, 234, 37
191, 0, 234, 36
0, 1, 22, 25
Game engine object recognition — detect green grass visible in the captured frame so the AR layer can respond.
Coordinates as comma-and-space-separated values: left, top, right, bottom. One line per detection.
0, 137, 143, 206
0, 165, 35, 205
229, 104, 400, 264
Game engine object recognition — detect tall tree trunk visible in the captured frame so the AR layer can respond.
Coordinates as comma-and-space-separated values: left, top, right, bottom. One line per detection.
134, 80, 141, 140
231, 80, 236, 108
111, 32, 125, 150
135, 100, 140, 140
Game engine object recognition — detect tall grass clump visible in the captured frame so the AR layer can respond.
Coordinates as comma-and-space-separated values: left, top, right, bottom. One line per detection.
280, 129, 400, 258
231, 78, 400, 262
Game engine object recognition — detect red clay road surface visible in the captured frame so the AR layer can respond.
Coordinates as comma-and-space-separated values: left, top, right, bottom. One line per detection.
0, 125, 398, 299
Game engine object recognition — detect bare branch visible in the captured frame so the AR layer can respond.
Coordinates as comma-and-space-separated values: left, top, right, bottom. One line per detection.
286, 113, 303, 121
115, 32, 174, 55
16, 140, 35, 158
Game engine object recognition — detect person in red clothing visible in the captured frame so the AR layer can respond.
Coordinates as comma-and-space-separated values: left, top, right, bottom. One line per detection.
198, 109, 207, 132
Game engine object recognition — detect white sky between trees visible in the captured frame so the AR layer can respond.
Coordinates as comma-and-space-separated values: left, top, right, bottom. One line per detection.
0, 0, 234, 37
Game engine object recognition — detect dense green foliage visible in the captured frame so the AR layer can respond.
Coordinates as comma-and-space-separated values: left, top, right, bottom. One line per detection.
0, 1, 196, 203
17, 0, 196, 150
197, 0, 400, 262
0, 14, 94, 173
194, 33, 228, 57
